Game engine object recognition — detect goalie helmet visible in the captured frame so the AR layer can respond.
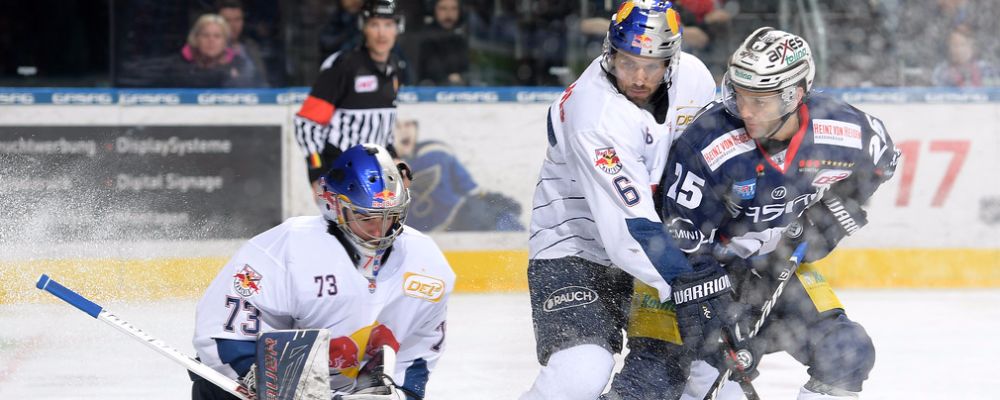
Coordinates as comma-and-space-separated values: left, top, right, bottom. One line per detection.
320, 144, 409, 279
721, 27, 814, 125
601, 0, 683, 74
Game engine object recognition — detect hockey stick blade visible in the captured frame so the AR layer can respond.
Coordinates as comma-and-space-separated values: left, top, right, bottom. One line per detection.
702, 241, 809, 400
35, 274, 253, 400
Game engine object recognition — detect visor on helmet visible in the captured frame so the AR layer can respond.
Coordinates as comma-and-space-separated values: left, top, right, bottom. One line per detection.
601, 1, 682, 79
337, 199, 406, 254
721, 74, 800, 137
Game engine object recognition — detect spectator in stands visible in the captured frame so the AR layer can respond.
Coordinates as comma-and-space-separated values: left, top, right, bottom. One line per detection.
462, 0, 519, 85
932, 30, 998, 87
417, 0, 469, 85
896, 0, 999, 86
162, 14, 260, 87
218, 0, 269, 87
673, 1, 729, 49
516, 1, 575, 85
319, 0, 365, 57
673, 0, 733, 78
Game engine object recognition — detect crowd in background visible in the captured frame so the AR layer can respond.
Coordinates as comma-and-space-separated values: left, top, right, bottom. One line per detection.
0, 0, 997, 88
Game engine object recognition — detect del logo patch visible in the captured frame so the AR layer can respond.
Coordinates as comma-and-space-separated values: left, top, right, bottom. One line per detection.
594, 147, 623, 174
355, 75, 378, 93
403, 273, 446, 302
233, 264, 262, 297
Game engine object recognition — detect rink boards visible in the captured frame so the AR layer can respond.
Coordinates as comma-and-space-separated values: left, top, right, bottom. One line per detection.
1, 87, 998, 302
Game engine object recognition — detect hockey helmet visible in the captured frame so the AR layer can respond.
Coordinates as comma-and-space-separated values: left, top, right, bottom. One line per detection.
320, 144, 410, 261
601, 1, 683, 73
721, 27, 814, 126
360, 0, 405, 33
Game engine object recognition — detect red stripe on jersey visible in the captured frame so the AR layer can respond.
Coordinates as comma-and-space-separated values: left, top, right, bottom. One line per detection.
758, 105, 810, 174
297, 95, 336, 125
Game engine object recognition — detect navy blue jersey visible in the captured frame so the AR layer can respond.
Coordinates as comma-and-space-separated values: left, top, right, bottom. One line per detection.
659, 93, 898, 268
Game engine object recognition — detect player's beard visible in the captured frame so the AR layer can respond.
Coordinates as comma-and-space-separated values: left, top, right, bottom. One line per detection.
624, 83, 654, 105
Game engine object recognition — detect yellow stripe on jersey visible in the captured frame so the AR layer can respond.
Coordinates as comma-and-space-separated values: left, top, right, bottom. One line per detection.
796, 263, 844, 313
627, 280, 683, 345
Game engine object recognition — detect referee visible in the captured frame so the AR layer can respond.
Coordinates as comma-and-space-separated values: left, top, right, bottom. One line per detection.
294, 0, 405, 196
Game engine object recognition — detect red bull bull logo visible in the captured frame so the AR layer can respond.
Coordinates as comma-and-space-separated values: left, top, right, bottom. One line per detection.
594, 147, 623, 175
233, 264, 262, 297
632, 34, 653, 50
371, 189, 398, 208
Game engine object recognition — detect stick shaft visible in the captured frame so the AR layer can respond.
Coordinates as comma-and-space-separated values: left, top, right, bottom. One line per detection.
36, 274, 252, 400
703, 242, 808, 400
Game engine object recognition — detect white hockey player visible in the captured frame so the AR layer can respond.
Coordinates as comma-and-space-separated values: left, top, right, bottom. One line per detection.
192, 144, 453, 400
521, 1, 723, 399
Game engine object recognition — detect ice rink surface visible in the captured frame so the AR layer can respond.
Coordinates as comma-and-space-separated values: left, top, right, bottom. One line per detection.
2, 290, 998, 399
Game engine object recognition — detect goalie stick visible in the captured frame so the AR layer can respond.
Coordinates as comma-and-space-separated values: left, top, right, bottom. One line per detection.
703, 240, 809, 400
35, 274, 253, 400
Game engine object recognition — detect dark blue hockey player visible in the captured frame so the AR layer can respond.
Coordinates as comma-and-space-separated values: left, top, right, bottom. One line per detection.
607, 27, 899, 400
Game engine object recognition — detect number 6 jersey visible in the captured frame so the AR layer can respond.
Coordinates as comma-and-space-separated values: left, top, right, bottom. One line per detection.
530, 53, 716, 302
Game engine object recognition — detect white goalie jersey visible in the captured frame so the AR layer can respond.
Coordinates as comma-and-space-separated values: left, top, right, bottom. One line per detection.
530, 53, 716, 301
193, 216, 454, 394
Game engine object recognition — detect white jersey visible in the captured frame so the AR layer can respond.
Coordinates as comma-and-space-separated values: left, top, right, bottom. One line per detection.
530, 53, 716, 302
193, 216, 454, 392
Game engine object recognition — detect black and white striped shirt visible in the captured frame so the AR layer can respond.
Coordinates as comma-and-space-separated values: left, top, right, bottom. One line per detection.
295, 48, 401, 182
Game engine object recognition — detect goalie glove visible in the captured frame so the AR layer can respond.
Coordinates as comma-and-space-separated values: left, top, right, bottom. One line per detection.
333, 345, 420, 400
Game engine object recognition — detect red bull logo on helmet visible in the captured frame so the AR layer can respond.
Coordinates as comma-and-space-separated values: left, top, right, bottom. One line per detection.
371, 189, 398, 208
632, 34, 653, 50
233, 264, 262, 297
594, 147, 623, 175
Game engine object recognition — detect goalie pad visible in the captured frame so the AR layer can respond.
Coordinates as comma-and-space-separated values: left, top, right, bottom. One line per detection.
256, 329, 331, 400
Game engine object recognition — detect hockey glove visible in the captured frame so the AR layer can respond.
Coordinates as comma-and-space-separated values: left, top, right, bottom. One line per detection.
335, 345, 418, 400
670, 266, 758, 379
795, 193, 868, 262
714, 331, 767, 382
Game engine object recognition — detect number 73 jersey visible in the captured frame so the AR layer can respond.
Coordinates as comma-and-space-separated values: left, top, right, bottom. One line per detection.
661, 93, 899, 259
193, 216, 454, 385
